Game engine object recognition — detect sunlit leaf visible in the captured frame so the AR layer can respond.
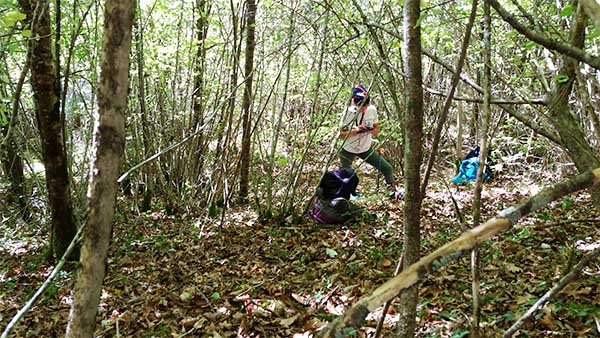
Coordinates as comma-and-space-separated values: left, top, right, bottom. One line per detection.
555, 75, 570, 83
325, 248, 337, 257
1, 11, 26, 27
523, 41, 536, 50
560, 5, 573, 17
0, 110, 8, 126
22, 29, 32, 38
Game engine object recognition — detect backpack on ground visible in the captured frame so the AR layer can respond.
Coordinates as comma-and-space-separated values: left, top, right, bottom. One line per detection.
452, 146, 493, 184
311, 168, 362, 224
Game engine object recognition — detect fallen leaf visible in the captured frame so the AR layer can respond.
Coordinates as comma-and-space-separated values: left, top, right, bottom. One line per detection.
280, 314, 299, 327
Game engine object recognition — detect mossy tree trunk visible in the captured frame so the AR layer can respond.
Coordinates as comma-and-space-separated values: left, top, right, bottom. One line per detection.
396, 0, 424, 336
66, 1, 135, 337
19, 0, 77, 259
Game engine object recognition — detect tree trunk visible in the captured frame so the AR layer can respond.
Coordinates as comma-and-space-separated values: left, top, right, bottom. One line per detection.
1, 64, 29, 219
239, 0, 257, 203
189, 0, 212, 184
1, 127, 28, 218
66, 1, 134, 336
546, 1, 600, 206
580, 0, 600, 33
471, 2, 493, 336
396, 0, 424, 336
456, 87, 464, 162
19, 0, 77, 259
134, 7, 154, 212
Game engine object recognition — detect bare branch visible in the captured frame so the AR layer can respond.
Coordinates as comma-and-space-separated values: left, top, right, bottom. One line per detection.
487, 0, 600, 70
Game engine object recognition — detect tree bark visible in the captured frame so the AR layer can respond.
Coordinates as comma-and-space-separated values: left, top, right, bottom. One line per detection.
134, 6, 154, 212
545, 2, 600, 206
239, 0, 257, 203
580, 0, 600, 34
19, 0, 77, 259
66, 1, 134, 336
396, 0, 424, 336
1, 62, 29, 219
471, 2, 493, 336
315, 168, 600, 338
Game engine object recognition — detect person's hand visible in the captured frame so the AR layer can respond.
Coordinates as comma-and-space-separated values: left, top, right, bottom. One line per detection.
356, 125, 372, 134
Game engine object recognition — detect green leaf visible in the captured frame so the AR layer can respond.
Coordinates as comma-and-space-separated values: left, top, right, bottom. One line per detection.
325, 248, 337, 258
560, 5, 573, 17
415, 12, 427, 28
210, 291, 220, 300
22, 29, 32, 38
1, 11, 26, 27
555, 75, 570, 83
342, 327, 358, 336
0, 110, 8, 126
523, 41, 536, 50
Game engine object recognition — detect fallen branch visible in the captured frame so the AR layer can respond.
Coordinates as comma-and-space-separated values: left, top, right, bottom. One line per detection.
1, 224, 85, 338
503, 246, 600, 337
315, 168, 600, 338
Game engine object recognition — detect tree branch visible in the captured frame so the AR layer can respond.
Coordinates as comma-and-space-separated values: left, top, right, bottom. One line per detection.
422, 49, 561, 145
486, 0, 600, 70
315, 168, 600, 338
503, 246, 600, 337
424, 87, 546, 105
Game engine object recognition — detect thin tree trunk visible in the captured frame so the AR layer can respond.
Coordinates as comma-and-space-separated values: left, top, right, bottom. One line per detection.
19, 0, 78, 259
66, 1, 134, 336
421, 0, 478, 197
471, 3, 493, 336
1, 58, 30, 220
239, 0, 257, 203
352, 0, 404, 124
189, 0, 212, 183
134, 7, 154, 212
396, 0, 424, 336
456, 86, 464, 162
265, 1, 295, 215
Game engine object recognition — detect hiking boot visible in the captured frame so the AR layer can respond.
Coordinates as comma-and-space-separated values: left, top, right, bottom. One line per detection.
386, 184, 403, 200
389, 190, 403, 200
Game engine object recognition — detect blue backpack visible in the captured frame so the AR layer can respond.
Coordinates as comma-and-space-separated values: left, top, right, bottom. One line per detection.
452, 146, 493, 185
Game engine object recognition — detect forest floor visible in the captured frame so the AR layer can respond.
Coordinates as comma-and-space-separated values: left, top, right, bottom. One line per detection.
1, 168, 599, 337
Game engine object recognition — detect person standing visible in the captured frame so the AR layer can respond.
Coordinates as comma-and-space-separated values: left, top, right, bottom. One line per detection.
339, 84, 402, 199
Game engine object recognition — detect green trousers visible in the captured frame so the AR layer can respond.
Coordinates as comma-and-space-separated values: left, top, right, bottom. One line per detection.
339, 147, 395, 185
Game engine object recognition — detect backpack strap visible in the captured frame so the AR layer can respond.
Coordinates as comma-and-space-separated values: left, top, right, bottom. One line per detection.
332, 170, 355, 198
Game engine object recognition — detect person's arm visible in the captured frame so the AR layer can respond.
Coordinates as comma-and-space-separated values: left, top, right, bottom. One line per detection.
339, 127, 358, 139
368, 123, 379, 136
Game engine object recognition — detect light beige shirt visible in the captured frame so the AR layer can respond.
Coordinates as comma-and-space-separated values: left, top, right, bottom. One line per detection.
339, 104, 378, 154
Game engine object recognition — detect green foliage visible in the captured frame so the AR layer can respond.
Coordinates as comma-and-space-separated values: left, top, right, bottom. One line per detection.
450, 329, 469, 338
0, 105, 8, 126
559, 4, 573, 17
555, 75, 570, 83
325, 248, 338, 258
0, 11, 26, 28
560, 196, 573, 210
